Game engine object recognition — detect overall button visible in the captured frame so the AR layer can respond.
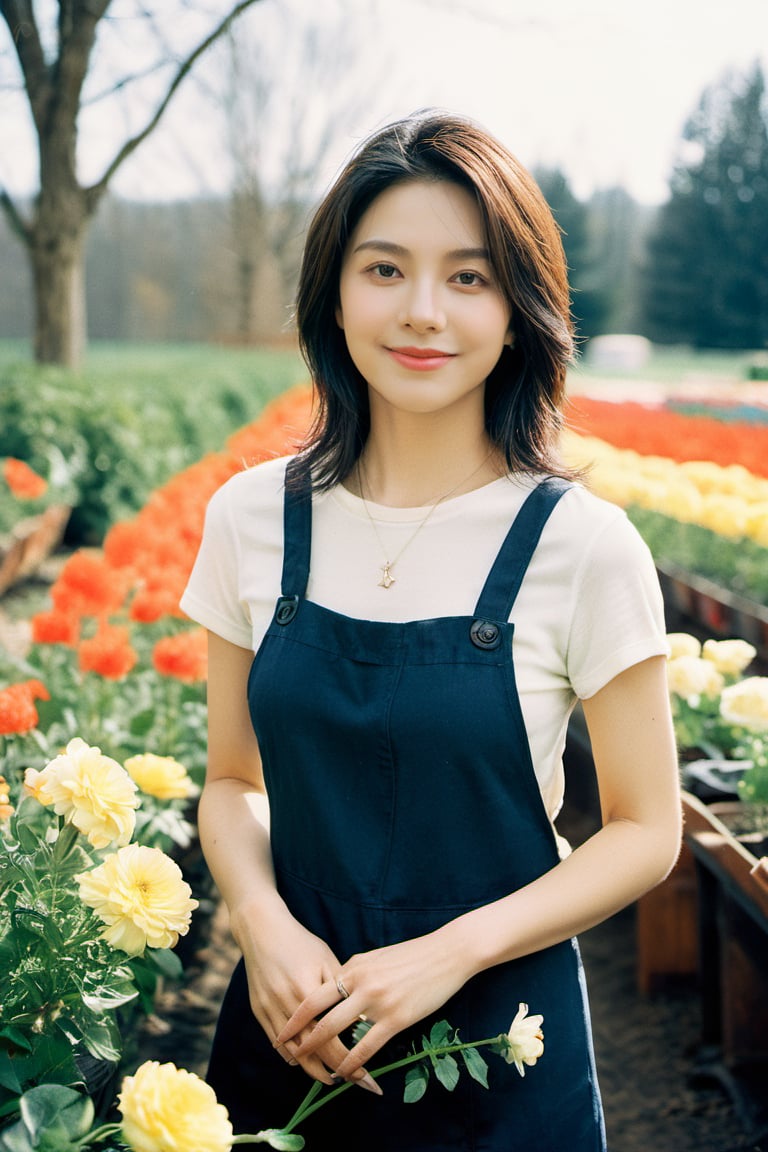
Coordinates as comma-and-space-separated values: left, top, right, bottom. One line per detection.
469, 619, 501, 650
275, 595, 300, 625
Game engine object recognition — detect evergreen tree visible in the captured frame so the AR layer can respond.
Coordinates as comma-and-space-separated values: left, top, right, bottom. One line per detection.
641, 62, 768, 349
535, 168, 609, 344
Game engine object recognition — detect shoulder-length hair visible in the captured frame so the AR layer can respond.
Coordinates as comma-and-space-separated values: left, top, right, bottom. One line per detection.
295, 109, 576, 489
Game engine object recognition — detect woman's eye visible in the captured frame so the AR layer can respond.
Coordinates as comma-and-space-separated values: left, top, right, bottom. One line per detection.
372, 263, 399, 279
455, 271, 485, 287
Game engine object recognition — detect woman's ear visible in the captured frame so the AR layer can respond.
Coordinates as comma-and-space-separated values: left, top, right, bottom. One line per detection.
335, 304, 344, 330
504, 328, 515, 348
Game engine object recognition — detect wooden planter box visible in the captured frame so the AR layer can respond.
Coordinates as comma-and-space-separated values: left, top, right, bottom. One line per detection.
0, 505, 71, 597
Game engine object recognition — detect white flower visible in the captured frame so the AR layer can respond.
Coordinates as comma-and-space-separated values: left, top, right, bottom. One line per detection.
666, 632, 702, 660
701, 638, 757, 677
720, 676, 768, 732
503, 1002, 544, 1077
666, 655, 724, 701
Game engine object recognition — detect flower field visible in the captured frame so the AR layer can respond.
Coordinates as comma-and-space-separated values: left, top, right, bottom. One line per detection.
564, 393, 768, 604
2, 373, 768, 1149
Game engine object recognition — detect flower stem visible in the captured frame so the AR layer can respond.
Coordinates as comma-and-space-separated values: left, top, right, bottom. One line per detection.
232, 1035, 502, 1143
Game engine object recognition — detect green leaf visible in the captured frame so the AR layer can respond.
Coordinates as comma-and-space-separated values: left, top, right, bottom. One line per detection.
0, 1118, 35, 1152
257, 1133, 305, 1150
403, 1062, 429, 1103
80, 972, 138, 1014
432, 1053, 460, 1092
146, 947, 183, 980
19, 1084, 94, 1146
427, 1019, 453, 1048
0, 1029, 33, 1057
461, 1046, 489, 1088
0, 1053, 23, 1093
77, 1016, 122, 1063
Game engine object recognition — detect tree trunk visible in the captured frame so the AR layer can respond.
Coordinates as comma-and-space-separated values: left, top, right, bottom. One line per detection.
30, 227, 87, 367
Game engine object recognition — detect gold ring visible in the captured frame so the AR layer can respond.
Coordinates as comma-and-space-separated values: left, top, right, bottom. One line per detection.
336, 977, 350, 1000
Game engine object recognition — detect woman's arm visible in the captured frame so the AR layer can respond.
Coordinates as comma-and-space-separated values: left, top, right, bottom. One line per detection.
280, 654, 681, 1075
200, 631, 380, 1092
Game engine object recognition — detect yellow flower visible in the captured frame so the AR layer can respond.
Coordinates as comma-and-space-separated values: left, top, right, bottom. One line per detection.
666, 655, 724, 701
118, 1061, 233, 1152
719, 677, 768, 732
77, 843, 198, 956
29, 737, 138, 848
125, 754, 199, 801
701, 638, 757, 677
503, 1003, 544, 1077
666, 632, 702, 660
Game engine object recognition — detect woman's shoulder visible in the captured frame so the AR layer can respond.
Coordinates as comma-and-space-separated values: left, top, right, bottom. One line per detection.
208, 454, 292, 514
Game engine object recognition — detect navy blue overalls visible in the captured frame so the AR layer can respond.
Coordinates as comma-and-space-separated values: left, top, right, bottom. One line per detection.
206, 457, 606, 1151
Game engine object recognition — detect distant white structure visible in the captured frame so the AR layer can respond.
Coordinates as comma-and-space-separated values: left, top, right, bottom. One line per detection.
585, 334, 653, 371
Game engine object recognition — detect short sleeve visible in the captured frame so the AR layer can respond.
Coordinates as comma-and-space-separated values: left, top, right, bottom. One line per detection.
180, 480, 255, 649
566, 510, 669, 699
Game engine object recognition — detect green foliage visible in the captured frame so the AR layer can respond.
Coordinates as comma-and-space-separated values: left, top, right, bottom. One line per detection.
0, 344, 305, 546
626, 505, 768, 605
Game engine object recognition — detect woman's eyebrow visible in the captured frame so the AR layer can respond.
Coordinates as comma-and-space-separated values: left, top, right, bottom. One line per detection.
352, 239, 491, 261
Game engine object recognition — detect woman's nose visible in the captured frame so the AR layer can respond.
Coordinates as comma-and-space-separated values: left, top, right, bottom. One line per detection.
399, 278, 446, 332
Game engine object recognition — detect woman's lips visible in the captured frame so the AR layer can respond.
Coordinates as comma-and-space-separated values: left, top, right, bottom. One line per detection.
386, 346, 456, 371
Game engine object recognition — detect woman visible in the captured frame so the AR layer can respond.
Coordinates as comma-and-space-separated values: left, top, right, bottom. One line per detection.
180, 110, 681, 1150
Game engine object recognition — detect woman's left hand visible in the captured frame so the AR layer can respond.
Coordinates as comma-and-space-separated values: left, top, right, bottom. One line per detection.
274, 930, 469, 1081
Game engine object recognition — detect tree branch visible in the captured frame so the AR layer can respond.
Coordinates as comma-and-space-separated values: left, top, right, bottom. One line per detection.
0, 184, 32, 245
0, 0, 50, 131
86, 0, 263, 203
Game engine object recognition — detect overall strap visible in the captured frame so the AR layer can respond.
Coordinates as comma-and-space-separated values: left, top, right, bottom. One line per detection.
280, 455, 313, 598
474, 477, 572, 620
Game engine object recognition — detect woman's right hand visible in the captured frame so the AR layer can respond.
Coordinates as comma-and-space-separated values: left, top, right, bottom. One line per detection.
232, 896, 380, 1093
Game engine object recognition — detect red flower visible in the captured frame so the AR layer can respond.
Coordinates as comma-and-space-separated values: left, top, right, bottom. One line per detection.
31, 608, 81, 646
78, 625, 138, 680
0, 679, 50, 735
152, 629, 208, 683
3, 457, 48, 500
51, 550, 129, 618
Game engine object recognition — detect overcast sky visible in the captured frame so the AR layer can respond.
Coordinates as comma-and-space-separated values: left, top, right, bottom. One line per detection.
2, 0, 767, 206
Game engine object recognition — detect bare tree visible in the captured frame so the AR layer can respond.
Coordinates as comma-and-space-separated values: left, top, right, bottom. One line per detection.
218, 0, 383, 343
0, 0, 263, 367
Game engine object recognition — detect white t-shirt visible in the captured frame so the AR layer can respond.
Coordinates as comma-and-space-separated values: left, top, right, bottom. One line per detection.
181, 454, 668, 822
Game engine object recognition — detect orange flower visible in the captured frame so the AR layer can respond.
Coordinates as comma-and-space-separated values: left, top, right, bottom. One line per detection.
78, 625, 138, 680
51, 550, 130, 618
3, 457, 48, 500
152, 629, 208, 682
0, 679, 50, 736
31, 608, 81, 646
103, 520, 145, 570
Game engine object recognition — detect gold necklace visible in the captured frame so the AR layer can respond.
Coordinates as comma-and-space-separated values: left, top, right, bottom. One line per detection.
357, 453, 493, 589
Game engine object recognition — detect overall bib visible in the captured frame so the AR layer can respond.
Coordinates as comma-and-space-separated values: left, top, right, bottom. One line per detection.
207, 459, 607, 1151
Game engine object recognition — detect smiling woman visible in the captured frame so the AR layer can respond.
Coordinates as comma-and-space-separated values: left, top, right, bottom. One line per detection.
179, 109, 681, 1151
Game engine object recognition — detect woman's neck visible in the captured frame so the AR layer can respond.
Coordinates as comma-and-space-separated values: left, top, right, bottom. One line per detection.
352, 418, 503, 508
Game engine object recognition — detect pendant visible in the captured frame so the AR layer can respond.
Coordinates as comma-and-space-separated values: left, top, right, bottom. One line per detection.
378, 562, 395, 589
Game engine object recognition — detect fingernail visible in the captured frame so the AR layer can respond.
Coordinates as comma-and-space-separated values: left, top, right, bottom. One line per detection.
356, 1072, 383, 1096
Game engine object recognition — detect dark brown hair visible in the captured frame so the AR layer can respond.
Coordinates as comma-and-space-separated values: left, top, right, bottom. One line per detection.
295, 109, 576, 488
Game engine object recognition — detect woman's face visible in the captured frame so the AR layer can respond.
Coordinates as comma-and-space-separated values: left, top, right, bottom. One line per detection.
336, 179, 513, 421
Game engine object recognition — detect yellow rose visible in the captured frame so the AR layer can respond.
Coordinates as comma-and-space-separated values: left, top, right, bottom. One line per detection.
118, 1061, 233, 1152
701, 638, 757, 677
666, 655, 724, 700
719, 676, 768, 732
503, 1002, 544, 1077
125, 754, 199, 801
78, 843, 198, 956
33, 737, 138, 848
666, 633, 702, 660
